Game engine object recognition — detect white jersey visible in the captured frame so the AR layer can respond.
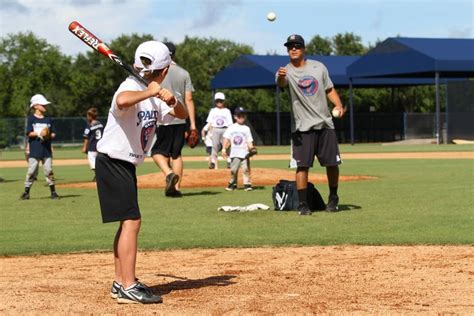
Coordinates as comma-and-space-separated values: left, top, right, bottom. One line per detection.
97, 77, 174, 165
206, 107, 233, 128
223, 123, 253, 159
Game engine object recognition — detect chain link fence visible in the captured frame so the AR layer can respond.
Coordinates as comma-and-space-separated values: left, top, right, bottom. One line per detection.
0, 116, 107, 149
1, 105, 471, 149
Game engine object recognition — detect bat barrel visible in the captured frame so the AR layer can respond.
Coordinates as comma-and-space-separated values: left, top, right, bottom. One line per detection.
68, 21, 102, 51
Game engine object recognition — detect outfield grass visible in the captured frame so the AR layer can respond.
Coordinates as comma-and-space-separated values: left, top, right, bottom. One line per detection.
0, 156, 472, 255
1, 143, 473, 161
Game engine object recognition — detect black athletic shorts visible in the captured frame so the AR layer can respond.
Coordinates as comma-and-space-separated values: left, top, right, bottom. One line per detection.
292, 129, 342, 168
151, 124, 186, 159
95, 153, 140, 223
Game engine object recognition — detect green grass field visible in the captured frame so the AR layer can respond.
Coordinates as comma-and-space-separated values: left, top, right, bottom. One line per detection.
0, 146, 473, 255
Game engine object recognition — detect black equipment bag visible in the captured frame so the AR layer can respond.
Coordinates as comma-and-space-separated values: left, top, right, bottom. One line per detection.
272, 180, 326, 211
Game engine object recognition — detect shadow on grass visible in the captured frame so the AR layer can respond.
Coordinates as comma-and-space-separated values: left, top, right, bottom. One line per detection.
243, 185, 265, 191
36, 194, 83, 200
338, 204, 362, 211
182, 191, 222, 197
311, 204, 362, 212
0, 178, 18, 183
151, 274, 236, 295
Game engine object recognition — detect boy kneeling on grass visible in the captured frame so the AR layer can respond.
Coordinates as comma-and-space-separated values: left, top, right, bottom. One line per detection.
95, 41, 187, 304
222, 107, 256, 191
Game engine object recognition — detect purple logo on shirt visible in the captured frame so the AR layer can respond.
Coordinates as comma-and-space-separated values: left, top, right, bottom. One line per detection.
140, 121, 155, 153
298, 76, 319, 96
216, 118, 225, 126
233, 135, 243, 145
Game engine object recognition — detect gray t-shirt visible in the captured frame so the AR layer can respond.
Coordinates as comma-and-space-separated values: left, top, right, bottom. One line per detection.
160, 61, 194, 125
278, 59, 334, 132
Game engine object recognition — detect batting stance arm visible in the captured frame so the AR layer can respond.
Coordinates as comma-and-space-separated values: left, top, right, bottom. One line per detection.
168, 101, 188, 120
116, 82, 162, 110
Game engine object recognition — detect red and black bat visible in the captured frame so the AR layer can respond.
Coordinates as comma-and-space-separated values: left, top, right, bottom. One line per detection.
68, 21, 148, 86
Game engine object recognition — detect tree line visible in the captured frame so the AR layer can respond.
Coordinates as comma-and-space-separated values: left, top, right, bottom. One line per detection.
0, 31, 438, 120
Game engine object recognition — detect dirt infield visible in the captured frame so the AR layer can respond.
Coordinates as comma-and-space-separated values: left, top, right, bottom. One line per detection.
1, 151, 472, 169
1, 246, 473, 314
60, 167, 375, 189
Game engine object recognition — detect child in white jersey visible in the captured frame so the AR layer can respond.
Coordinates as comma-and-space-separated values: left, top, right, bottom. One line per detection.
95, 41, 187, 304
205, 92, 233, 169
222, 107, 256, 191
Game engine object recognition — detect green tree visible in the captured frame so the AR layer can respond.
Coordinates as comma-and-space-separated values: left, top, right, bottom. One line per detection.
306, 35, 332, 55
0, 32, 73, 117
175, 36, 256, 119
332, 32, 366, 55
67, 33, 154, 117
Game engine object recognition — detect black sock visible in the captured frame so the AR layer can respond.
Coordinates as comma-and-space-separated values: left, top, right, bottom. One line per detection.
329, 186, 338, 196
25, 187, 30, 194
49, 185, 56, 193
297, 188, 308, 205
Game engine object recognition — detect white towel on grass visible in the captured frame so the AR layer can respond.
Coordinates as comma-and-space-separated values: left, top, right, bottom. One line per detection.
218, 203, 270, 212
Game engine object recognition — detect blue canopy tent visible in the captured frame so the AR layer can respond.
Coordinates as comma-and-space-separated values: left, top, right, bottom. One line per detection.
211, 54, 446, 89
211, 54, 451, 145
347, 37, 474, 144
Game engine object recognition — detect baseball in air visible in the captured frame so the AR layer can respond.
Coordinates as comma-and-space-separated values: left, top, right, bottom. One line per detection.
266, 11, 276, 22
332, 108, 342, 118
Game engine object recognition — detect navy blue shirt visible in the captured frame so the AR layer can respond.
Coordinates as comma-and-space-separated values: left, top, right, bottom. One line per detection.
26, 115, 54, 158
83, 120, 104, 152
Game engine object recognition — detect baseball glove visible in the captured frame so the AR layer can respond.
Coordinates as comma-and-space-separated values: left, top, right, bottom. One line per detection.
246, 147, 258, 159
186, 129, 200, 149
39, 128, 51, 141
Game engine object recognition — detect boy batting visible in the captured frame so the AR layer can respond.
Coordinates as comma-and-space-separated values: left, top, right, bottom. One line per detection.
95, 41, 187, 304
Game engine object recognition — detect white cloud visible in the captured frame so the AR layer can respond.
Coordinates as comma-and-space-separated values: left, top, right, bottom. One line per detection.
0, 0, 153, 56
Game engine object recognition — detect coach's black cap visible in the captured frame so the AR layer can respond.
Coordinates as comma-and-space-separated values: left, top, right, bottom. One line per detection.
284, 34, 305, 47
164, 42, 176, 56
234, 107, 247, 115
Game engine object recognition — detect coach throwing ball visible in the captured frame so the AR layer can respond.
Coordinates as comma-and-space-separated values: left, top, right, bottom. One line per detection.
95, 41, 187, 304
276, 34, 345, 215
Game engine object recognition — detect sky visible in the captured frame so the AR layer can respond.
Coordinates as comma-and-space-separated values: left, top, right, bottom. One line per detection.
0, 0, 472, 56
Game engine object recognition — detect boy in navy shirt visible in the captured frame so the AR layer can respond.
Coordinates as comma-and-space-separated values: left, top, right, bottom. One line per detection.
20, 94, 59, 200
82, 107, 104, 181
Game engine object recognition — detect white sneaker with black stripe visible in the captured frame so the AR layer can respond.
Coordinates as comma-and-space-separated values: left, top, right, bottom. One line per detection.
117, 282, 162, 304
110, 278, 140, 299
110, 281, 120, 298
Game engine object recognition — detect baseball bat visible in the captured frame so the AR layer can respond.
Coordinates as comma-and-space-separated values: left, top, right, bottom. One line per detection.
68, 21, 148, 87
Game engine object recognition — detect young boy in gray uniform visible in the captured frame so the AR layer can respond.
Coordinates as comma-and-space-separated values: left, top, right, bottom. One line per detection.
276, 34, 345, 215
20, 94, 59, 200
222, 107, 256, 191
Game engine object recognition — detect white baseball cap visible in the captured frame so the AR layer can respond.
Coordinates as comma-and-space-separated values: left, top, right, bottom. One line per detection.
30, 94, 51, 108
134, 41, 171, 76
214, 92, 225, 101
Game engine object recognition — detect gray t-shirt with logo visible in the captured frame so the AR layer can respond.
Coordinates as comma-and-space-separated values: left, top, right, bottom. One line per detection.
160, 61, 194, 125
278, 59, 334, 132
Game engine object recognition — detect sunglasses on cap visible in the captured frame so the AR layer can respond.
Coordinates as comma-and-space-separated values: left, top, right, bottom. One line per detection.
287, 43, 304, 50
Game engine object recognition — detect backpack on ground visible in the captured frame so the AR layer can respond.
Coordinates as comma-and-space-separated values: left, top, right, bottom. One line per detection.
272, 179, 326, 211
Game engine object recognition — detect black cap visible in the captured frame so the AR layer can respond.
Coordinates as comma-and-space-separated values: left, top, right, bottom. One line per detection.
284, 34, 305, 47
164, 42, 176, 56
234, 106, 247, 115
